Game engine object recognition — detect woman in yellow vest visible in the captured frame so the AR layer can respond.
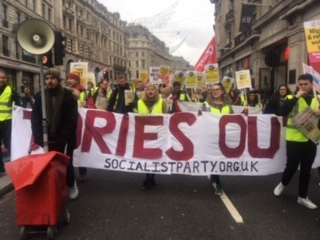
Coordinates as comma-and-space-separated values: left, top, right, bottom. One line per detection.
203, 83, 233, 195
138, 84, 168, 190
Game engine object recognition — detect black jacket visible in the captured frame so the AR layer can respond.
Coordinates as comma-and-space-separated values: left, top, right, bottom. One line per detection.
107, 83, 136, 113
31, 86, 78, 149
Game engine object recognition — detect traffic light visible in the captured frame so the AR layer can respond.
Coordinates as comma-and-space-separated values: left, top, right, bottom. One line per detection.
42, 50, 53, 67
54, 31, 66, 66
103, 70, 109, 79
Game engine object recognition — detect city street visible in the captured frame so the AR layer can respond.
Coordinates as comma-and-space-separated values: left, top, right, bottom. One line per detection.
0, 168, 320, 240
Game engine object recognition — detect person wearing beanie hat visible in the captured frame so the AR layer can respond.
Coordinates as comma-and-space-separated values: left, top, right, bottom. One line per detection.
66, 72, 87, 108
66, 71, 88, 182
44, 68, 61, 82
31, 69, 79, 199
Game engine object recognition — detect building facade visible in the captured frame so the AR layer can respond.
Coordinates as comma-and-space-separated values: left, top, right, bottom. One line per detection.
211, 0, 320, 93
0, 0, 127, 94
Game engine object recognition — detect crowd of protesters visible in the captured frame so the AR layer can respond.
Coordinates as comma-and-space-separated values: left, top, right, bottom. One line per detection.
2, 67, 320, 210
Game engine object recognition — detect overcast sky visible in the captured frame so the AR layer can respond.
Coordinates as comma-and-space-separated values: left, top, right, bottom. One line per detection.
99, 0, 215, 66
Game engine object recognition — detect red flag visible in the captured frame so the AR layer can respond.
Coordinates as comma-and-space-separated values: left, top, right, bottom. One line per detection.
194, 36, 217, 72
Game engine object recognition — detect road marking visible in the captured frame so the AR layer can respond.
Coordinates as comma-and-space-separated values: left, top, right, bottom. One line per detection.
208, 176, 244, 223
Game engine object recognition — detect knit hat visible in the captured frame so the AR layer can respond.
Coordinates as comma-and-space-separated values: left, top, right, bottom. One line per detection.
161, 86, 173, 98
44, 68, 61, 82
67, 72, 81, 82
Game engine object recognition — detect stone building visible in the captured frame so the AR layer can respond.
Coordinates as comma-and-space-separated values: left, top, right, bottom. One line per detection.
125, 24, 191, 82
0, 0, 127, 94
210, 0, 320, 93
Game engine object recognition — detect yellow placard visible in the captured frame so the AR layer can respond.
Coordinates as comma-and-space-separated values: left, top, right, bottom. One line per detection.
173, 71, 185, 86
185, 71, 197, 88
159, 65, 171, 83
139, 71, 148, 83
304, 21, 320, 53
196, 72, 205, 88
70, 62, 88, 87
204, 64, 219, 84
221, 76, 234, 93
235, 70, 251, 90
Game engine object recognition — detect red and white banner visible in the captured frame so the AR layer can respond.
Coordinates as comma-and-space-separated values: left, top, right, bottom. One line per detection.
194, 36, 217, 72
11, 107, 320, 176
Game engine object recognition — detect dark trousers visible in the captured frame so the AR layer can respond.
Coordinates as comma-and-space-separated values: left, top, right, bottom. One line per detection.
281, 140, 317, 198
146, 173, 155, 181
210, 175, 221, 184
0, 120, 11, 172
48, 142, 75, 188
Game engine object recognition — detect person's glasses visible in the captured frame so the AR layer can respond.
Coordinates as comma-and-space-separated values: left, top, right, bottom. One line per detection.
212, 88, 221, 92
279, 88, 286, 91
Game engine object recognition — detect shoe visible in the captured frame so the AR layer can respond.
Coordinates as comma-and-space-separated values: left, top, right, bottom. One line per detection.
79, 174, 87, 183
0, 171, 7, 177
274, 182, 284, 196
215, 184, 223, 196
69, 181, 79, 200
297, 197, 317, 209
142, 180, 150, 191
149, 180, 157, 188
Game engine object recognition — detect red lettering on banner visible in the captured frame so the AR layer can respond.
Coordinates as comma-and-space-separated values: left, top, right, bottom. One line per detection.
81, 110, 116, 153
115, 114, 129, 156
76, 113, 83, 148
133, 116, 164, 159
219, 115, 246, 158
166, 112, 196, 161
247, 116, 280, 158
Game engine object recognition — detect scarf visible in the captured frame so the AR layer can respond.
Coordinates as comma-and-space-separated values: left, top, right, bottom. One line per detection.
45, 85, 64, 134
143, 96, 158, 112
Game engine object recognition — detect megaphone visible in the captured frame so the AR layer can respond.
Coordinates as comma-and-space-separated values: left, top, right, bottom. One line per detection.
17, 19, 55, 55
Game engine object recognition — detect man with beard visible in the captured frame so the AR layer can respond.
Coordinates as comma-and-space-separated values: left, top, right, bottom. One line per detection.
87, 78, 110, 110
107, 74, 136, 113
31, 68, 79, 200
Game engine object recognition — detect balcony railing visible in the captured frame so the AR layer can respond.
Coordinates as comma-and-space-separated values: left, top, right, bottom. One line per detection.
2, 20, 8, 28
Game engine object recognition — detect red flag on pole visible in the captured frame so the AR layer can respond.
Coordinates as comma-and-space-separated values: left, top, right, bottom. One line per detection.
194, 36, 217, 72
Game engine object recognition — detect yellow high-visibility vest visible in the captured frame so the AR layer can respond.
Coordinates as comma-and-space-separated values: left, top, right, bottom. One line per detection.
0, 86, 12, 121
286, 94, 319, 142
138, 98, 164, 114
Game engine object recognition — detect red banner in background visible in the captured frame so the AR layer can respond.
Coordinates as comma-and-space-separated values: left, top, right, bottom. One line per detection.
194, 36, 217, 72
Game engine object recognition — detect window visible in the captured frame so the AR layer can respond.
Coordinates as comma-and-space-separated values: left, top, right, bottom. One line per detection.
136, 61, 139, 67
15, 41, 19, 59
142, 60, 145, 68
69, 19, 72, 31
136, 70, 139, 79
136, 51, 138, 57
142, 52, 145, 57
48, 8, 51, 21
2, 35, 9, 56
25, 0, 28, 7
33, 0, 36, 11
16, 11, 21, 24
42, 4, 45, 17
2, 4, 8, 28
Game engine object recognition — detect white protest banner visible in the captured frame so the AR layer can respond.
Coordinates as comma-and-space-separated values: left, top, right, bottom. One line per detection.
149, 66, 161, 84
70, 62, 88, 87
11, 107, 320, 176
235, 69, 251, 90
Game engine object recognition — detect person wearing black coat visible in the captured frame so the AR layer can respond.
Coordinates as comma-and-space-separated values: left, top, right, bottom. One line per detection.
107, 74, 136, 113
31, 68, 79, 200
264, 84, 291, 116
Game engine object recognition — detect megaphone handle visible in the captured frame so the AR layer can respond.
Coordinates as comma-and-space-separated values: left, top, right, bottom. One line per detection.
39, 56, 49, 153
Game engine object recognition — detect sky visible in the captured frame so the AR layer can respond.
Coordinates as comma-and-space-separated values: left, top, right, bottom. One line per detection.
98, 0, 215, 66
